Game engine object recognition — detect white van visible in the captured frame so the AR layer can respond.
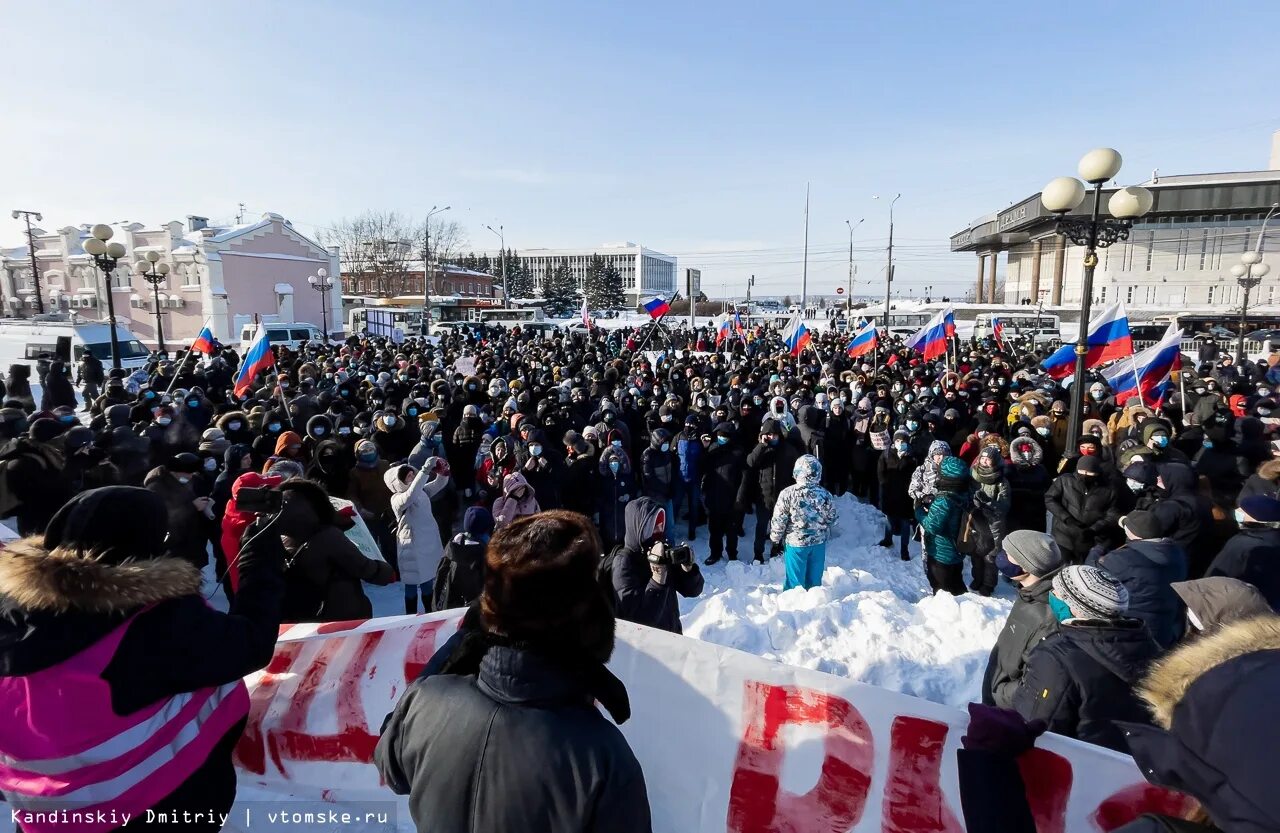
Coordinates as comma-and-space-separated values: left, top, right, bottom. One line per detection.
0, 316, 152, 372
239, 322, 325, 352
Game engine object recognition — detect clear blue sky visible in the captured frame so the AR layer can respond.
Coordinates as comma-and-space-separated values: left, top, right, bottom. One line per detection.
3, 0, 1277, 299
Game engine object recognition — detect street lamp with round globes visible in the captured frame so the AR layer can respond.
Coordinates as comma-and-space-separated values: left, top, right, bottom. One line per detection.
1039, 148, 1152, 442
135, 255, 171, 353
308, 267, 334, 343
82, 225, 126, 369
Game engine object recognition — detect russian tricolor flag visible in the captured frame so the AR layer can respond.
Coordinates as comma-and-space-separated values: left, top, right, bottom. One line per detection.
781, 314, 812, 357
732, 310, 747, 342
905, 306, 954, 361
233, 325, 276, 397
845, 319, 878, 359
715, 314, 733, 347
1101, 324, 1183, 408
643, 296, 670, 319
991, 317, 1006, 349
1041, 302, 1133, 379
191, 323, 217, 355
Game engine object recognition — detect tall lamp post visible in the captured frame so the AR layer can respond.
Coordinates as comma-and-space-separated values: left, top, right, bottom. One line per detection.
845, 218, 864, 317
134, 251, 171, 354
1040, 148, 1153, 442
11, 210, 44, 314
308, 268, 334, 343
1230, 202, 1278, 362
484, 224, 506, 303
421, 205, 451, 336
82, 224, 126, 370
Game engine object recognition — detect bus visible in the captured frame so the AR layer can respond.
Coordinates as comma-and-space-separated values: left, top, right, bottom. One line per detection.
347, 306, 423, 337
885, 312, 932, 339
475, 307, 547, 324
973, 312, 1061, 346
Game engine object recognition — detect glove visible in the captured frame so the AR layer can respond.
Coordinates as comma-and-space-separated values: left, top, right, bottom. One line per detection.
961, 704, 1046, 757
770, 541, 785, 558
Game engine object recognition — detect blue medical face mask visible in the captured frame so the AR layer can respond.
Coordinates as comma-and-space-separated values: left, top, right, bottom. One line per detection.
59, 415, 76, 424
660, 442, 670, 452
716, 436, 729, 445
1202, 439, 1213, 449
1150, 434, 1170, 449
1048, 593, 1073, 623
906, 420, 919, 432
609, 460, 620, 473
611, 439, 623, 449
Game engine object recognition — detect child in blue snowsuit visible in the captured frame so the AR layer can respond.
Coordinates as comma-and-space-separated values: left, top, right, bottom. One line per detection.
769, 455, 840, 590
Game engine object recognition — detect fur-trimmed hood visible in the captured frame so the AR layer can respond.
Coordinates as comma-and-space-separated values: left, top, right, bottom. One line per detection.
0, 537, 202, 615
1138, 614, 1280, 729
1123, 615, 1280, 832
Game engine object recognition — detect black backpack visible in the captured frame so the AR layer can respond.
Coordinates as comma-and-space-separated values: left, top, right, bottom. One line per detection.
956, 503, 994, 556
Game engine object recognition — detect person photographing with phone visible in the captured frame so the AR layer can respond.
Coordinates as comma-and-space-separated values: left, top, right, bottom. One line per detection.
607, 497, 704, 634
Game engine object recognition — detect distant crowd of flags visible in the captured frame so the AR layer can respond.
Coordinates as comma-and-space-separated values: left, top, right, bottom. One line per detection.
641, 294, 1180, 410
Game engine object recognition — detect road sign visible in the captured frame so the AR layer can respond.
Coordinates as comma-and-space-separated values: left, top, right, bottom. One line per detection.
836, 287, 846, 295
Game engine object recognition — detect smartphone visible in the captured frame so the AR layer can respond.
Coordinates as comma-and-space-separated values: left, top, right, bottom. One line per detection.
237, 486, 282, 514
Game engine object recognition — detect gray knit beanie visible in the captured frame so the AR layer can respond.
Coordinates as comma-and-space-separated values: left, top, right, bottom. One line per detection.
1003, 530, 1062, 577
1052, 565, 1129, 620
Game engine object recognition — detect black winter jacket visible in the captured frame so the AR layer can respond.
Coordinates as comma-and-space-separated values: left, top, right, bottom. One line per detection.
431, 535, 486, 612
877, 449, 918, 520
1012, 619, 1160, 752
982, 573, 1059, 709
1090, 539, 1188, 649
1045, 473, 1122, 555
1206, 525, 1280, 608
1005, 464, 1050, 533
374, 644, 651, 833
737, 441, 799, 510
699, 441, 745, 514
611, 499, 703, 634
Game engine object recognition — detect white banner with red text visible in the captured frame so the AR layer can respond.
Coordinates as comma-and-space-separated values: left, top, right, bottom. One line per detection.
227, 612, 1189, 833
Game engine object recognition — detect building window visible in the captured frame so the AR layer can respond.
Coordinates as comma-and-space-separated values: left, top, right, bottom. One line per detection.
1125, 285, 1134, 304
1270, 286, 1276, 305
1145, 233, 1154, 271
1198, 230, 1210, 269
1099, 286, 1107, 303
111, 268, 130, 290
1207, 285, 1215, 304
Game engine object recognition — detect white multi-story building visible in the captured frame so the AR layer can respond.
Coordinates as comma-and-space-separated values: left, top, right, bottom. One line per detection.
951, 136, 1280, 310
518, 243, 677, 307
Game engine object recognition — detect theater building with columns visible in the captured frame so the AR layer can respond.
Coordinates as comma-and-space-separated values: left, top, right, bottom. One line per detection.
951, 168, 1280, 310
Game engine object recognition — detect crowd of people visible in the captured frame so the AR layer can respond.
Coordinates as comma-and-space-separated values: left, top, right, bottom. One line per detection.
0, 315, 1277, 832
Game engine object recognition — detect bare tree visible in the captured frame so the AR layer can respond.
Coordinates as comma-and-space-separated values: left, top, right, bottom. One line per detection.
423, 216, 466, 265
323, 210, 419, 298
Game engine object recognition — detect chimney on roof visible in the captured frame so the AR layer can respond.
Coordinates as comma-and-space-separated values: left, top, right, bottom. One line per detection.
188, 215, 209, 232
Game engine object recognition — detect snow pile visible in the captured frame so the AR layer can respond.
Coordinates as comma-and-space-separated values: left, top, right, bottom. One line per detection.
679, 496, 1013, 708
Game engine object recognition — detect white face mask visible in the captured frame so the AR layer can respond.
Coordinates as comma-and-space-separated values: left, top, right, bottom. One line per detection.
313, 426, 326, 436
384, 416, 397, 427
338, 427, 351, 435
175, 475, 190, 485
156, 417, 172, 426
228, 421, 242, 431
203, 458, 218, 471
1126, 478, 1145, 492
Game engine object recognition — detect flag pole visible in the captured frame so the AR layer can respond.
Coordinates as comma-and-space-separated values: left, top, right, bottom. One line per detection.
163, 318, 211, 395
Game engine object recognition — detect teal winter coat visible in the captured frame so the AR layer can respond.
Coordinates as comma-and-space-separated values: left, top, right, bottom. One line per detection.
921, 490, 967, 565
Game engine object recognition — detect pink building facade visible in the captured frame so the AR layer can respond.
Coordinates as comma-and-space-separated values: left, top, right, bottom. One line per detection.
0, 212, 343, 346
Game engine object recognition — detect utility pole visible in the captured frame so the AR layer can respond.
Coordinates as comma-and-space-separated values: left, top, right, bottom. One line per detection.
800, 183, 810, 319
236, 203, 246, 224
845, 218, 864, 317
875, 194, 901, 334
746, 274, 754, 307
12, 210, 44, 314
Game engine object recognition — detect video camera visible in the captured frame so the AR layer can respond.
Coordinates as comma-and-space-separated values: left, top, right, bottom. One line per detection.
646, 541, 694, 568
236, 486, 283, 515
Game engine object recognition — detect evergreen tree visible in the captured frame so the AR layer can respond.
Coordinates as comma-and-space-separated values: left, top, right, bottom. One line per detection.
462, 252, 478, 271
542, 258, 579, 312
583, 254, 607, 309
600, 263, 625, 309
505, 249, 534, 300
477, 253, 492, 275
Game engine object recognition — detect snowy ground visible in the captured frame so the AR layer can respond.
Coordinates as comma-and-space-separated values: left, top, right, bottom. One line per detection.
675, 496, 1013, 707
320, 496, 1011, 709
